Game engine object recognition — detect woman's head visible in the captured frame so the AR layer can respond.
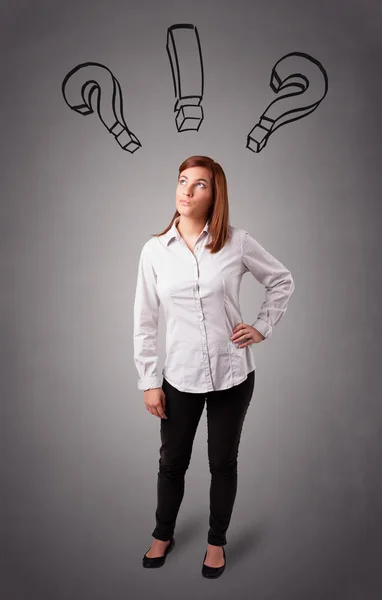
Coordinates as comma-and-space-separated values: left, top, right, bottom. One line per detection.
176, 163, 214, 222
152, 155, 231, 254
176, 155, 225, 218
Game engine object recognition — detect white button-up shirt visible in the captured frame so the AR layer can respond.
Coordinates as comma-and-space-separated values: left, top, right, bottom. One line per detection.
133, 216, 295, 393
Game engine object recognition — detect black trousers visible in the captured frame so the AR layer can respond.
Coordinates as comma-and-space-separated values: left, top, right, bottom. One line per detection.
151, 369, 255, 546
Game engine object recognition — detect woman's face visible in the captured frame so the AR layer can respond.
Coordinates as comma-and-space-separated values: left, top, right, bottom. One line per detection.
176, 166, 214, 219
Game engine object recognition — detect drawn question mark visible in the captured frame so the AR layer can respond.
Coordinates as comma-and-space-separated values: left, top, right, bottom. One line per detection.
62, 62, 141, 153
247, 51, 328, 153
166, 24, 204, 132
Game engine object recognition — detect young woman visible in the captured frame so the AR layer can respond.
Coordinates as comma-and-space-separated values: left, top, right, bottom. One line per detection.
133, 155, 295, 578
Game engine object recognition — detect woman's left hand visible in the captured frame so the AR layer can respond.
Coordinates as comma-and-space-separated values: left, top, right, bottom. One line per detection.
231, 323, 265, 347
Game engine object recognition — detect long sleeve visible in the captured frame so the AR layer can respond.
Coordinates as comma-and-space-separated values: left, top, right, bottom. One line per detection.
133, 242, 162, 391
241, 229, 295, 340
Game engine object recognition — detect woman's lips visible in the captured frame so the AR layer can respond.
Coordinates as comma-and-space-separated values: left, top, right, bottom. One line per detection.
181, 201, 190, 205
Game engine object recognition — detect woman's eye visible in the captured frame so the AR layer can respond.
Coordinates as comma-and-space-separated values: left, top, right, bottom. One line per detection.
179, 179, 206, 188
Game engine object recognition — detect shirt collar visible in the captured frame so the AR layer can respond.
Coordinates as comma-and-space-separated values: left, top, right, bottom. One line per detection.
163, 216, 211, 246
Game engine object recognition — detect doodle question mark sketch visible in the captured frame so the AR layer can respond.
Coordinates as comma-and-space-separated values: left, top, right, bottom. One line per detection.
62, 62, 142, 153
166, 24, 204, 132
247, 51, 328, 153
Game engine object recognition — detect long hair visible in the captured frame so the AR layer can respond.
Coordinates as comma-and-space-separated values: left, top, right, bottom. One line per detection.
151, 155, 231, 254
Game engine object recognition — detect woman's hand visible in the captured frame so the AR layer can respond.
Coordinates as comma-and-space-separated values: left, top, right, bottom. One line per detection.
231, 323, 265, 348
144, 388, 168, 419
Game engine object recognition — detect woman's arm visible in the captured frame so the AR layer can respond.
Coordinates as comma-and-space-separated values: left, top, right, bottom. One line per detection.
133, 242, 162, 390
241, 229, 295, 340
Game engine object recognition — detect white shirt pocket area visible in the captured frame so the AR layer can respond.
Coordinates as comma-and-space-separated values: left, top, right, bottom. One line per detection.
162, 274, 249, 391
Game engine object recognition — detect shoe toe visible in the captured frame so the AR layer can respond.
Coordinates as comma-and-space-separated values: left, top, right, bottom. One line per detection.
142, 537, 175, 568
201, 547, 226, 578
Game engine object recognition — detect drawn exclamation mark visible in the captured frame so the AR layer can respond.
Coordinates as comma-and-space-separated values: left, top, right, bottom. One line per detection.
166, 24, 204, 132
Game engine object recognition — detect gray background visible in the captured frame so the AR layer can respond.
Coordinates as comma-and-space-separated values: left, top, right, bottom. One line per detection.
2, 0, 382, 598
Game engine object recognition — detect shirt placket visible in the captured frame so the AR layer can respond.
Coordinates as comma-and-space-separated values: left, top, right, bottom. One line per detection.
180, 236, 214, 392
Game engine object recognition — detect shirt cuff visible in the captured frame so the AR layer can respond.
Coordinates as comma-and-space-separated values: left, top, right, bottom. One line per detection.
251, 318, 273, 340
138, 376, 163, 391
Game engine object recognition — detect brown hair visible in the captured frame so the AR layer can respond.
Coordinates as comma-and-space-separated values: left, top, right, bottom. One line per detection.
151, 155, 231, 254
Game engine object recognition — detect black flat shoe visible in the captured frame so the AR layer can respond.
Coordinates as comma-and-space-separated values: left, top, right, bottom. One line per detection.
142, 537, 175, 568
201, 546, 226, 578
